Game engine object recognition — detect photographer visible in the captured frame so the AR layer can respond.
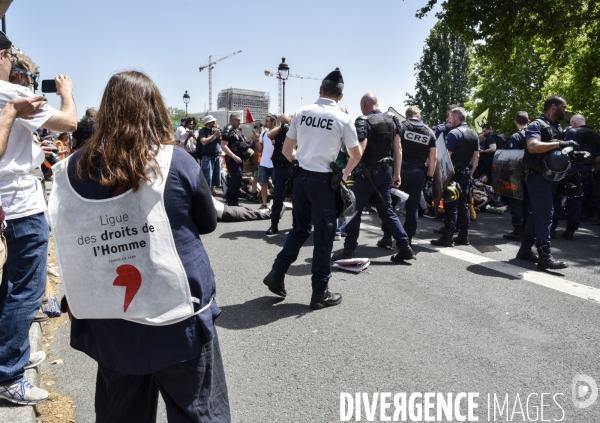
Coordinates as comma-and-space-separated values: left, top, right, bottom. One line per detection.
221, 112, 253, 206
265, 113, 291, 235
198, 114, 222, 196
0, 33, 78, 406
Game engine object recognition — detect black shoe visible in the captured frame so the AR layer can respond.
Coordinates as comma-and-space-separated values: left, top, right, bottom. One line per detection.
391, 244, 416, 262
561, 230, 574, 240
310, 290, 342, 310
376, 235, 393, 249
332, 248, 355, 261
550, 229, 556, 239
263, 270, 287, 298
503, 226, 523, 241
516, 246, 538, 263
266, 224, 279, 235
434, 226, 458, 234
537, 251, 568, 271
453, 231, 469, 245
430, 229, 454, 247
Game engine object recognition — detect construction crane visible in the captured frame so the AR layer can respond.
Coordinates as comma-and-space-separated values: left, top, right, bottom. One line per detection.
264, 70, 320, 114
199, 50, 242, 111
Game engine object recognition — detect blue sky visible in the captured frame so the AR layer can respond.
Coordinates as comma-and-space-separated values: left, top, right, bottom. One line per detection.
6, 0, 441, 119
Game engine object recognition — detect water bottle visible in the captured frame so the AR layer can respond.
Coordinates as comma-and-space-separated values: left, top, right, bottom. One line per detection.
390, 188, 409, 202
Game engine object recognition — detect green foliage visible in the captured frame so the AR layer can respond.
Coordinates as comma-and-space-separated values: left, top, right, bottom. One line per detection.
465, 39, 547, 134
168, 107, 188, 131
410, 0, 600, 130
405, 21, 472, 125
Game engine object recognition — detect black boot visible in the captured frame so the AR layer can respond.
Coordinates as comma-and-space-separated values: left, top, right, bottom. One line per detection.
537, 250, 568, 271
377, 232, 393, 249
561, 229, 574, 240
266, 224, 279, 235
516, 245, 538, 263
454, 230, 469, 245
434, 226, 458, 234
263, 270, 287, 297
391, 244, 416, 262
332, 248, 355, 262
310, 289, 342, 310
503, 226, 523, 241
430, 228, 454, 247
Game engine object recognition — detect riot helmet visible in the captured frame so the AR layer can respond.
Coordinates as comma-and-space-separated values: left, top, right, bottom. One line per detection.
542, 149, 570, 181
442, 181, 462, 203
335, 182, 357, 225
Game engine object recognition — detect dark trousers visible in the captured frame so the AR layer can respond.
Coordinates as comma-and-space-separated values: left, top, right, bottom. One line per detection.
271, 166, 289, 226
221, 205, 268, 222
95, 333, 230, 423
399, 169, 425, 238
552, 171, 595, 232
522, 172, 558, 254
272, 172, 337, 293
509, 183, 531, 227
346, 167, 409, 249
224, 158, 242, 204
443, 171, 471, 232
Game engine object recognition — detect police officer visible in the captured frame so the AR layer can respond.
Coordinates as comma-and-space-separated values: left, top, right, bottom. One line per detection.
503, 111, 531, 241
378, 105, 437, 247
265, 113, 292, 235
221, 112, 252, 206
431, 107, 479, 247
434, 104, 458, 141
334, 93, 415, 263
551, 114, 600, 239
475, 124, 497, 180
262, 68, 362, 310
516, 96, 577, 270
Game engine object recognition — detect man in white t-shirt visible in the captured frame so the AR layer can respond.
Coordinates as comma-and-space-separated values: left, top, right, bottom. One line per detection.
262, 68, 362, 310
0, 33, 77, 406
175, 117, 188, 141
255, 113, 277, 209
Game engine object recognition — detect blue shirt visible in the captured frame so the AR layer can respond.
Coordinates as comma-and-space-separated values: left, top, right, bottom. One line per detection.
507, 129, 526, 150
434, 121, 450, 140
446, 122, 479, 154
525, 114, 560, 142
199, 127, 222, 155
68, 146, 220, 375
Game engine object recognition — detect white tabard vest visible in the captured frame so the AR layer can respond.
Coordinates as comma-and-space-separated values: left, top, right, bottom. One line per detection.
48, 145, 210, 325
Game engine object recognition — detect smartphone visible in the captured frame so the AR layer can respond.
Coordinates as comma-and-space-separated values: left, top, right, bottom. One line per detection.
41, 79, 57, 93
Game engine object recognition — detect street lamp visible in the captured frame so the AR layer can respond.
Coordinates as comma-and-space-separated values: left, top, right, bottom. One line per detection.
183, 90, 190, 116
278, 57, 289, 113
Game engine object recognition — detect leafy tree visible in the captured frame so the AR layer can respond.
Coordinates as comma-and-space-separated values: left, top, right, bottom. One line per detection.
168, 107, 188, 131
405, 21, 472, 125
411, 0, 600, 129
466, 38, 547, 134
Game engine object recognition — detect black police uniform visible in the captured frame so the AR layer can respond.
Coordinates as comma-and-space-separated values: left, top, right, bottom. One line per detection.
549, 125, 600, 238
431, 122, 479, 246
503, 128, 531, 240
267, 124, 291, 233
518, 114, 571, 269
381, 118, 436, 242
222, 124, 251, 206
343, 110, 412, 260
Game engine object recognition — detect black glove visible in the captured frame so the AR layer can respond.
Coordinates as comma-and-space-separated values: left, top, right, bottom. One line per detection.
559, 140, 579, 149
424, 176, 433, 190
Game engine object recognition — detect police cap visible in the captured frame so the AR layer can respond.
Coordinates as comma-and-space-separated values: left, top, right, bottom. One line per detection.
324, 68, 344, 84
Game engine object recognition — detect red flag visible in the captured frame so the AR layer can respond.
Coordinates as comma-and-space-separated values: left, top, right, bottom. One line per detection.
245, 108, 255, 123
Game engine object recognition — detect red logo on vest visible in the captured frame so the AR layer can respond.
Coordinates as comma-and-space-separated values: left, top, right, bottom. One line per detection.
113, 264, 142, 312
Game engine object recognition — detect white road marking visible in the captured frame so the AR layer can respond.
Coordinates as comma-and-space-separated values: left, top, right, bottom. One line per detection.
359, 223, 600, 304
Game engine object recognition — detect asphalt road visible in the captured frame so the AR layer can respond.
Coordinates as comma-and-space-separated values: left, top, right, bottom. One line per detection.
45, 198, 600, 422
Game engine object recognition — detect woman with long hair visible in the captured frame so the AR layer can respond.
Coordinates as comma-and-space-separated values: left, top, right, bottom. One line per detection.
48, 71, 230, 422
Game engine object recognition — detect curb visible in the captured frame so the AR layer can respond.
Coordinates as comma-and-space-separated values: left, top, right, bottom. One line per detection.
0, 322, 43, 423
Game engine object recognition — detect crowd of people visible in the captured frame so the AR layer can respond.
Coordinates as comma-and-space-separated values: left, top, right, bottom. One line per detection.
0, 24, 599, 423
